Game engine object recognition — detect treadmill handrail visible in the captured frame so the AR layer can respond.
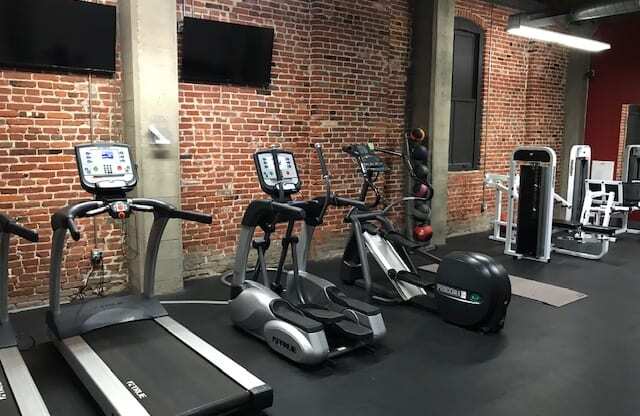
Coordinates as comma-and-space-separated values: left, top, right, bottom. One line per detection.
0, 215, 38, 326
49, 198, 213, 315
0, 214, 39, 242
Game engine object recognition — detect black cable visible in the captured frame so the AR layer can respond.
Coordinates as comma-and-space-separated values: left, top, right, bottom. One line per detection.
88, 73, 98, 248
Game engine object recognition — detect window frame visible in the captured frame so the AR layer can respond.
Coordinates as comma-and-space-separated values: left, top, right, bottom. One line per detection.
449, 17, 485, 172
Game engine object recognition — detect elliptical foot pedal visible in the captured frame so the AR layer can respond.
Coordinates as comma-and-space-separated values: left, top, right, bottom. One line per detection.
326, 287, 380, 316
298, 304, 344, 324
270, 300, 323, 333
330, 319, 373, 341
394, 270, 434, 289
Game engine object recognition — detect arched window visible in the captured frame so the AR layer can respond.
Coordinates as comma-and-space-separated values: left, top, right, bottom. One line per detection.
449, 17, 484, 171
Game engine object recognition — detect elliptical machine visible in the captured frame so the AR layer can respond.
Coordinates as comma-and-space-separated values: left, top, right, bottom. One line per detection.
340, 143, 512, 333
229, 145, 385, 365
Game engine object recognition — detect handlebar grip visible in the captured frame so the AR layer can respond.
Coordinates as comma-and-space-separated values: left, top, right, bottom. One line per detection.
334, 196, 367, 210
313, 143, 330, 177
67, 218, 81, 241
271, 201, 306, 220
173, 210, 213, 225
8, 222, 38, 243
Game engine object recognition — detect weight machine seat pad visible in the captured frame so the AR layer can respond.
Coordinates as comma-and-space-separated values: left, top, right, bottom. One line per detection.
270, 300, 324, 333
552, 219, 580, 229
0, 360, 20, 416
297, 304, 344, 324
326, 287, 380, 316
581, 224, 617, 236
82, 320, 252, 416
552, 219, 617, 236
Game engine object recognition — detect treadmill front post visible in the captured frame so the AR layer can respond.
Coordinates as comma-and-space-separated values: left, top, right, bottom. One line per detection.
0, 232, 9, 329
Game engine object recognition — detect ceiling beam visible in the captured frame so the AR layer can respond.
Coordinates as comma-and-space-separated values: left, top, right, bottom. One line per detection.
479, 0, 546, 13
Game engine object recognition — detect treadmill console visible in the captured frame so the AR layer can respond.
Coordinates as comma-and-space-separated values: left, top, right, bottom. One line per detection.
254, 149, 301, 198
343, 144, 386, 174
76, 143, 137, 195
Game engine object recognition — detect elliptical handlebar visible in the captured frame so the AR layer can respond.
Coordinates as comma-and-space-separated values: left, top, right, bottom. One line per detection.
0, 214, 39, 242
271, 201, 306, 220
312, 143, 333, 221
333, 196, 368, 210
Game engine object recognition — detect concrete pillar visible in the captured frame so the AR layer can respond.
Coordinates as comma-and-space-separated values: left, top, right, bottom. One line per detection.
558, 24, 595, 197
409, 0, 455, 245
558, 51, 591, 197
119, 0, 183, 294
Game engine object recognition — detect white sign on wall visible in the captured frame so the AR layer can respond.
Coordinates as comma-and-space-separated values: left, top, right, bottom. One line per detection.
591, 160, 615, 180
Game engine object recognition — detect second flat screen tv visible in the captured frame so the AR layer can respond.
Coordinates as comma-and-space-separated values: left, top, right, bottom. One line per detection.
181, 18, 274, 88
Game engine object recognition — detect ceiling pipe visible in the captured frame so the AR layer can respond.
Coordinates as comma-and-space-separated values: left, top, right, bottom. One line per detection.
569, 0, 640, 22
510, 0, 640, 28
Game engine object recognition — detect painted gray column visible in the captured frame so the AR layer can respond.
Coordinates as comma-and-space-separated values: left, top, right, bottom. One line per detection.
408, 0, 454, 245
119, 0, 183, 294
558, 25, 594, 197
558, 51, 591, 197
429, 0, 455, 245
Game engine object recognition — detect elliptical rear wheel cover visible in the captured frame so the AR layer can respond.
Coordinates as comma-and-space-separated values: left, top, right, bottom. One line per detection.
435, 252, 511, 333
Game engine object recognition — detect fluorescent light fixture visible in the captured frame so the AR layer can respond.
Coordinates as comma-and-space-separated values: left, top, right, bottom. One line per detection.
507, 25, 611, 52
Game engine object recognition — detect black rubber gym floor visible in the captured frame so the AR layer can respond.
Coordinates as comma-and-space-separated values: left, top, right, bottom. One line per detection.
11, 231, 640, 415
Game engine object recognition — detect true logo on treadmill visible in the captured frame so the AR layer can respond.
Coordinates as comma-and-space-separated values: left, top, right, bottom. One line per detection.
0, 381, 6, 400
272, 336, 297, 354
126, 380, 148, 400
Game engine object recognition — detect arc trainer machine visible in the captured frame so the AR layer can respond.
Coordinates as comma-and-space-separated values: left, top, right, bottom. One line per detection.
340, 144, 511, 333
47, 143, 272, 415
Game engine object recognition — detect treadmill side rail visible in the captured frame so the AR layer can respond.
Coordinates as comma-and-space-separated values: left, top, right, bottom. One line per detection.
155, 316, 272, 404
60, 336, 151, 416
0, 347, 51, 416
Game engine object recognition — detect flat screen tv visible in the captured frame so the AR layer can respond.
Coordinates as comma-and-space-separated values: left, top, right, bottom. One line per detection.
0, 0, 116, 74
181, 18, 274, 88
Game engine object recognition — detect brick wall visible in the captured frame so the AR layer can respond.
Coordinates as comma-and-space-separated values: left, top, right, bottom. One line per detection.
0, 0, 124, 307
1, 0, 571, 304
178, 0, 412, 277
616, 104, 629, 180
449, 0, 568, 234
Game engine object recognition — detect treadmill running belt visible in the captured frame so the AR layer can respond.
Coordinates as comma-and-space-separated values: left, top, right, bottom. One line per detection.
0, 363, 20, 416
83, 320, 250, 416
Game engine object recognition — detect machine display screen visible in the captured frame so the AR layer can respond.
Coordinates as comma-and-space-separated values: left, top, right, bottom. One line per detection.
77, 145, 135, 189
257, 153, 278, 186
277, 153, 299, 189
255, 150, 300, 195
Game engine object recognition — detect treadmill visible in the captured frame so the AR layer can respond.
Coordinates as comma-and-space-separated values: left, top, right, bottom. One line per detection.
47, 143, 272, 415
0, 214, 50, 416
